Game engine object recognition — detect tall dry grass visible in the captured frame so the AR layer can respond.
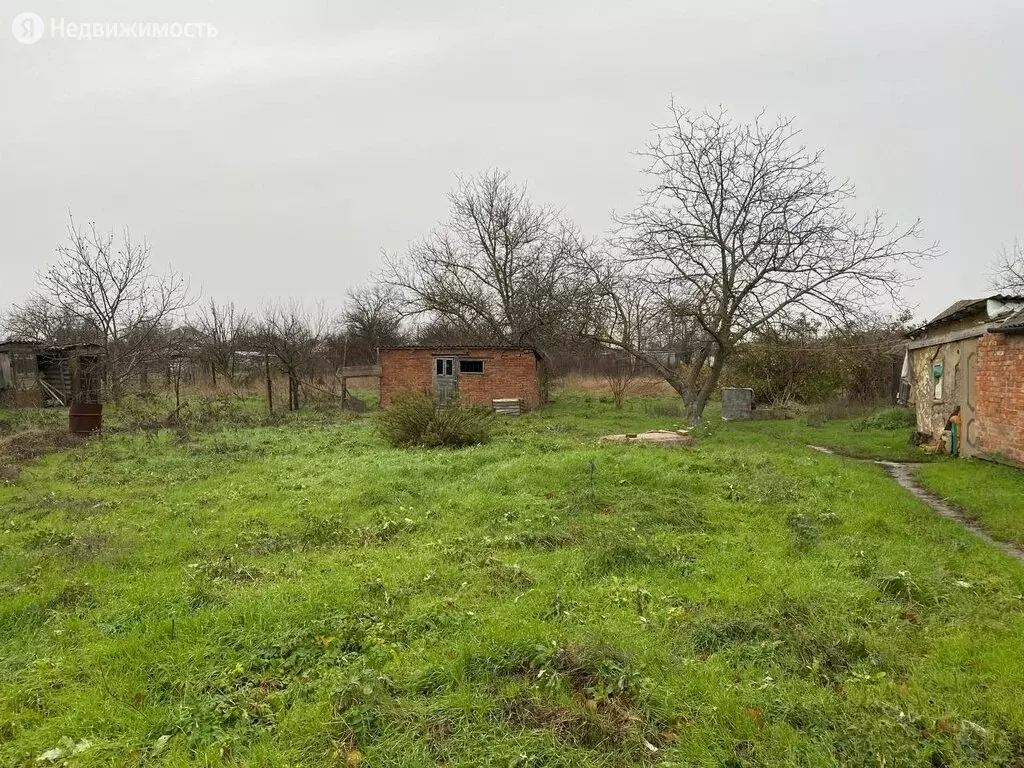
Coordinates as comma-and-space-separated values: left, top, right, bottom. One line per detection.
554, 373, 676, 397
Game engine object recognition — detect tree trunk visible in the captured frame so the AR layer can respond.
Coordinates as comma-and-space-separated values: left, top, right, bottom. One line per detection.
264, 354, 273, 414
288, 371, 300, 411
107, 360, 121, 401
686, 349, 728, 423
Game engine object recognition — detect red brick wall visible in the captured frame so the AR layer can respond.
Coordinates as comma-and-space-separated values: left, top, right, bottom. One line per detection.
379, 348, 541, 409
975, 333, 1024, 464
378, 349, 433, 407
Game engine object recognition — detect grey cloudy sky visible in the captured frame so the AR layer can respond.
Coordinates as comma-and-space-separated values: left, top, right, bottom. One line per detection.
2, 0, 1022, 322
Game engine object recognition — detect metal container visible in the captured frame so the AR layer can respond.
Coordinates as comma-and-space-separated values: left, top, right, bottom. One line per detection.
69, 401, 102, 435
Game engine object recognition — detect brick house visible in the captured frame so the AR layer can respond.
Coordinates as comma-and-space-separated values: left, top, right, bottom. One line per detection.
904, 295, 1024, 463
377, 346, 545, 411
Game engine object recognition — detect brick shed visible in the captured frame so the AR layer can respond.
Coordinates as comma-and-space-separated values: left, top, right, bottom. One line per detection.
378, 346, 545, 411
904, 295, 1024, 463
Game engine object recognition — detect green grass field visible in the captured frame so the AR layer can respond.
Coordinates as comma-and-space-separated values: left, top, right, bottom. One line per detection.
2, 393, 1023, 766
733, 407, 936, 462
916, 459, 1024, 549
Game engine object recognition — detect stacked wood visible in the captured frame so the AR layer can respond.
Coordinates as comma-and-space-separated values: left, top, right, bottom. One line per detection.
492, 398, 523, 415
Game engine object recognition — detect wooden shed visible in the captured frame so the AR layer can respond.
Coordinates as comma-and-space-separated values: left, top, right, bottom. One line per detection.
0, 341, 103, 407
378, 346, 545, 412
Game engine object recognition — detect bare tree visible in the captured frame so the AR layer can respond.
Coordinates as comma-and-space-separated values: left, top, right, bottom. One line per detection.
257, 300, 330, 411
603, 354, 640, 410
387, 169, 592, 348
191, 299, 252, 387
991, 240, 1024, 291
13, 216, 191, 398
586, 105, 937, 422
3, 295, 92, 345
342, 285, 405, 362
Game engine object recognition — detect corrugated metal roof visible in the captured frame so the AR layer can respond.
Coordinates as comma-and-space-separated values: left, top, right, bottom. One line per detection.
929, 298, 986, 325
996, 306, 1024, 333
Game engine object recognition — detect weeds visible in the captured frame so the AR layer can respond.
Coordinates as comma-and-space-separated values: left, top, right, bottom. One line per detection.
481, 556, 535, 590
300, 512, 419, 548
191, 555, 263, 583
854, 407, 916, 432
587, 536, 692, 575
542, 593, 578, 622
788, 512, 820, 552
878, 570, 936, 606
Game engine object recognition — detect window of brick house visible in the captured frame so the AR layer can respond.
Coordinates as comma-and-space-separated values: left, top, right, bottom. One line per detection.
459, 359, 484, 374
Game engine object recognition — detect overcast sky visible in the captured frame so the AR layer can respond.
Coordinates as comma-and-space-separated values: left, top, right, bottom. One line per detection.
2, 0, 1022, 322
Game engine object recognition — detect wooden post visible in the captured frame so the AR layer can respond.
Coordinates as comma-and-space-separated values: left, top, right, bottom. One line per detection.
341, 336, 349, 408
173, 360, 182, 414
264, 354, 273, 414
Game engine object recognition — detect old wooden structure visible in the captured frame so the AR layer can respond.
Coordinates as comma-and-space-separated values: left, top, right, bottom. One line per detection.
0, 340, 103, 407
904, 295, 1024, 463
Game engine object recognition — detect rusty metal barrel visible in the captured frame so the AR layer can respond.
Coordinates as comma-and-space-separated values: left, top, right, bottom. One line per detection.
69, 401, 103, 435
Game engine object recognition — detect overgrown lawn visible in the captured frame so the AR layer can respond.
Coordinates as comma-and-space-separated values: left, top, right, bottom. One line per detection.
1, 395, 1022, 766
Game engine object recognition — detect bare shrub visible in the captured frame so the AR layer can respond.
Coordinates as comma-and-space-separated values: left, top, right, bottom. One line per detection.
376, 393, 491, 448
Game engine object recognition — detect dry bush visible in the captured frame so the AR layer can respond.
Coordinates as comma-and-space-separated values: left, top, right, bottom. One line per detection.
376, 392, 491, 448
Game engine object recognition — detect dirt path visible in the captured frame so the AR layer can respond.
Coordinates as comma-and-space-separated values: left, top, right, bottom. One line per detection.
808, 445, 1024, 563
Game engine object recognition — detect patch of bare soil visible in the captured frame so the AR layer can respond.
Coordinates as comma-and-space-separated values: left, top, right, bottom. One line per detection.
0, 428, 86, 473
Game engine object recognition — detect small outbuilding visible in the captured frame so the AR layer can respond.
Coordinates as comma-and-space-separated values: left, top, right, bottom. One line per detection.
378, 345, 545, 412
0, 340, 103, 407
903, 295, 1024, 463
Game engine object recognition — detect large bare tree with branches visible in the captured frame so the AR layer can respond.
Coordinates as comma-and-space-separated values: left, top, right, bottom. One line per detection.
387, 169, 591, 348
12, 216, 191, 398
991, 240, 1024, 291
584, 105, 937, 421
342, 285, 405, 362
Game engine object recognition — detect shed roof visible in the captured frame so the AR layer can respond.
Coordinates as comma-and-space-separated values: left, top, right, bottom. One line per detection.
379, 344, 540, 356
0, 339, 102, 353
908, 294, 1024, 337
